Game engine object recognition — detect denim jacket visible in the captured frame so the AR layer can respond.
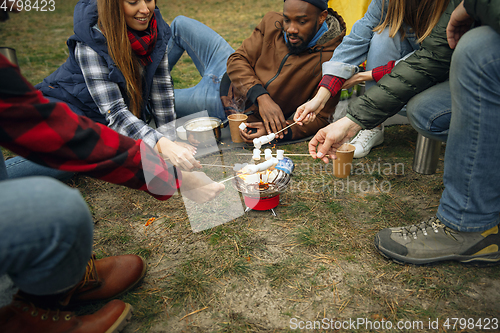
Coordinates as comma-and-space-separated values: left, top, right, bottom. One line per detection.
321, 0, 419, 79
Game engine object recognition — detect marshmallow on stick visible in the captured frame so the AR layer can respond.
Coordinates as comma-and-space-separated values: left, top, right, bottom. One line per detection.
240, 158, 279, 175
276, 149, 284, 160
264, 149, 272, 160
253, 133, 276, 149
253, 138, 262, 150
253, 149, 261, 160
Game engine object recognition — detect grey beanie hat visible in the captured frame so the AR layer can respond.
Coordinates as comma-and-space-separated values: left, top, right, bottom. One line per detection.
284, 0, 329, 11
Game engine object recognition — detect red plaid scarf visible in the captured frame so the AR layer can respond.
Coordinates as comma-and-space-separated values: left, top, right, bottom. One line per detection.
127, 13, 158, 66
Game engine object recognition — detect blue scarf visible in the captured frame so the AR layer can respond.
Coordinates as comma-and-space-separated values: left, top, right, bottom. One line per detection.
284, 21, 328, 49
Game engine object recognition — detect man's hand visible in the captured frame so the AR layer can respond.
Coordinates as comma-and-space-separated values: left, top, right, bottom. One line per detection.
308, 117, 361, 163
179, 171, 226, 203
256, 94, 287, 138
294, 87, 331, 125
447, 1, 474, 49
239, 122, 267, 143
155, 137, 201, 171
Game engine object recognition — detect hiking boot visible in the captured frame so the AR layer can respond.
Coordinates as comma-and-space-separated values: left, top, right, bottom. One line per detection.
0, 295, 132, 333
350, 125, 384, 158
59, 254, 147, 306
375, 216, 500, 265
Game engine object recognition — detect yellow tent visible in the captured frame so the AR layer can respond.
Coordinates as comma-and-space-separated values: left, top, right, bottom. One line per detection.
328, 0, 371, 34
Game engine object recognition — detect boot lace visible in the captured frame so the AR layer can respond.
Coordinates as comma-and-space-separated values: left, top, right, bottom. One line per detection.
59, 254, 100, 306
13, 294, 73, 321
399, 216, 450, 240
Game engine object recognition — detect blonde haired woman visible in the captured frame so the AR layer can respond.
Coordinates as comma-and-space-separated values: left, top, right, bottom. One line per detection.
295, 0, 450, 157
37, 0, 200, 170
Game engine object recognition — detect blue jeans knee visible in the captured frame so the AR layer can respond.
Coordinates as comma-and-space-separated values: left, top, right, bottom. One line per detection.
0, 177, 93, 295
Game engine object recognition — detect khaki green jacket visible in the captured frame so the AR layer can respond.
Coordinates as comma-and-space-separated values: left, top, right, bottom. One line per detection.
347, 0, 500, 129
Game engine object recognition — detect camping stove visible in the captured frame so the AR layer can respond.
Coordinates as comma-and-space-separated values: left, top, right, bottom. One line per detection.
232, 170, 292, 217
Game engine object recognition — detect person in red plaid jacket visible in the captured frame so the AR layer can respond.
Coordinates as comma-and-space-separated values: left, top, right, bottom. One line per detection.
0, 5, 224, 330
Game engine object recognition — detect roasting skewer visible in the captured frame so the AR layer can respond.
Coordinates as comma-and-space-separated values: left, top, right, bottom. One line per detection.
274, 121, 297, 135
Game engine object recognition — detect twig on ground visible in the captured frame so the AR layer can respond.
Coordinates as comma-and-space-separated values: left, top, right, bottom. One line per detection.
179, 307, 209, 321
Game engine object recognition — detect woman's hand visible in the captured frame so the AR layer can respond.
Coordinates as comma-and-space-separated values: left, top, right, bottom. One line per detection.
179, 170, 225, 203
294, 87, 331, 125
342, 71, 372, 90
155, 137, 201, 171
174, 141, 197, 155
308, 117, 362, 163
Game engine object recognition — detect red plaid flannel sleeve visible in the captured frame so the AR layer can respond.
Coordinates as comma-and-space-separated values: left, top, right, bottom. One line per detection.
372, 60, 396, 82
0, 55, 180, 201
318, 75, 346, 97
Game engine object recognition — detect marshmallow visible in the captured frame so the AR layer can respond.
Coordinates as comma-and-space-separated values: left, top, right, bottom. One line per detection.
245, 173, 260, 183
241, 164, 259, 175
256, 134, 270, 146
270, 157, 279, 167
253, 138, 262, 150
264, 149, 272, 160
253, 149, 261, 160
239, 122, 247, 130
267, 133, 276, 142
257, 159, 274, 172
276, 149, 284, 160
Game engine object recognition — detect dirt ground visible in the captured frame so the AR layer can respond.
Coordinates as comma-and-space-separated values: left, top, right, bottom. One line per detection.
72, 127, 500, 332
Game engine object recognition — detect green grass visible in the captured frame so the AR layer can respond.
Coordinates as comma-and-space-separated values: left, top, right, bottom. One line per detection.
263, 256, 305, 287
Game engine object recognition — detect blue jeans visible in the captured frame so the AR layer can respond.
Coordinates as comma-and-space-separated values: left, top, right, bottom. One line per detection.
1, 153, 73, 181
436, 26, 500, 232
0, 176, 93, 295
407, 82, 451, 142
167, 16, 234, 120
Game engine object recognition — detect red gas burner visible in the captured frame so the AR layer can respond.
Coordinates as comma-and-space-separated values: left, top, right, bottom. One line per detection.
232, 170, 291, 217
243, 194, 280, 216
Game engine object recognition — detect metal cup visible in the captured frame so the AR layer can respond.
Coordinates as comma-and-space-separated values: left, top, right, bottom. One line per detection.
413, 133, 442, 174
355, 82, 366, 96
0, 47, 18, 67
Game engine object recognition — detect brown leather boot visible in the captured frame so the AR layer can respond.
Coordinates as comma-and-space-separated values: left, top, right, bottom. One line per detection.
59, 254, 147, 306
0, 295, 132, 333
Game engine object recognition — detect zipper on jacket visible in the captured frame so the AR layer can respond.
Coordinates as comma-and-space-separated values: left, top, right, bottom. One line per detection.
264, 53, 291, 89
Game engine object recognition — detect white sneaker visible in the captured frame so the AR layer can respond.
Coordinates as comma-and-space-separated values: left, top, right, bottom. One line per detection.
350, 125, 384, 158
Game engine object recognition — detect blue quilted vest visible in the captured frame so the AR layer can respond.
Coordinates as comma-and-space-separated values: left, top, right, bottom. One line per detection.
36, 0, 171, 124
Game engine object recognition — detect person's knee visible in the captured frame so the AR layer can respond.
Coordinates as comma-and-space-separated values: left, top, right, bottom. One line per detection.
453, 26, 498, 68
406, 96, 425, 130
30, 177, 93, 238
170, 15, 190, 32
